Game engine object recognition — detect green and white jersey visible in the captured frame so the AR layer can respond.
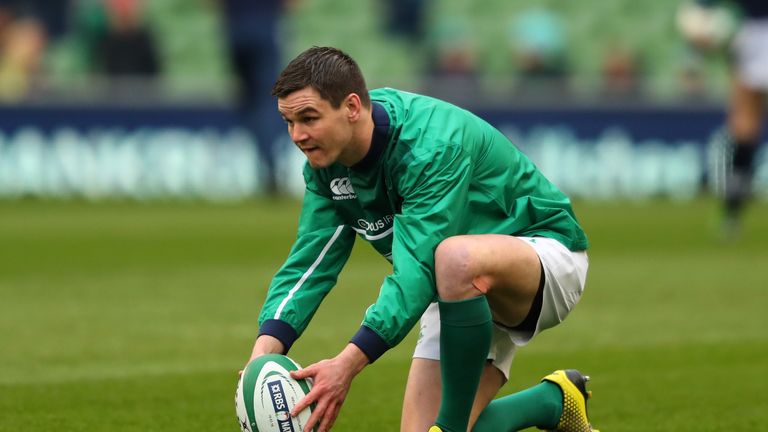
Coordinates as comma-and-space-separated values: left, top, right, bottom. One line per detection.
258, 88, 588, 362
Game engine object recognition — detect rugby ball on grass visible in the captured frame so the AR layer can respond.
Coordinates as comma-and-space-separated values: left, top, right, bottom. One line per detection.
235, 354, 315, 432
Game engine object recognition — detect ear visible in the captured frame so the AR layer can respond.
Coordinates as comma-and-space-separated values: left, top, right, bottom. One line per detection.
344, 93, 363, 122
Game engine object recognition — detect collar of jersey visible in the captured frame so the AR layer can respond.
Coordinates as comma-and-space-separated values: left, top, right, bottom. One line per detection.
350, 102, 390, 171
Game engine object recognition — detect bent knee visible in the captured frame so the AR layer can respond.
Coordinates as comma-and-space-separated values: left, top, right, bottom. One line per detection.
435, 236, 474, 273
434, 236, 482, 298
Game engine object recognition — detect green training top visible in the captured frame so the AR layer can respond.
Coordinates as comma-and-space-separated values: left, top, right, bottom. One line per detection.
258, 88, 588, 362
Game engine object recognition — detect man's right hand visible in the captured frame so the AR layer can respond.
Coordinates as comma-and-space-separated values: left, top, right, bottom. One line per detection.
240, 334, 285, 376
249, 334, 285, 359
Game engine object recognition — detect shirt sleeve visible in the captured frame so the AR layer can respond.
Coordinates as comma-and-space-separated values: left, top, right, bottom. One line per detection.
352, 140, 473, 361
258, 177, 356, 353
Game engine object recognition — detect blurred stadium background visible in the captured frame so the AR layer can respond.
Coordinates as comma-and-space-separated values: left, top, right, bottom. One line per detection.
1, 0, 766, 200
0, 0, 733, 102
1, 1, 767, 431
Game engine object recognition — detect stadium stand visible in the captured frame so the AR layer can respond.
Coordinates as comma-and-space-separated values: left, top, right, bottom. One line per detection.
36, 0, 730, 104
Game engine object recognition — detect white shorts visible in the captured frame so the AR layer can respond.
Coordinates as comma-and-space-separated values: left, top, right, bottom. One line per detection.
413, 237, 589, 380
732, 20, 768, 90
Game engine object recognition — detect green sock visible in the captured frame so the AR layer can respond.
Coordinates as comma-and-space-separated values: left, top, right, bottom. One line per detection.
472, 381, 563, 432
434, 296, 492, 432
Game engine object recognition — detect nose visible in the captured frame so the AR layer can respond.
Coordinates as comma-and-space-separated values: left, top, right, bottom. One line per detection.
290, 123, 308, 143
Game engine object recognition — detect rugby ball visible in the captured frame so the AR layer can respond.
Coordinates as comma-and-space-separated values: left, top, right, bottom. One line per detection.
235, 354, 315, 432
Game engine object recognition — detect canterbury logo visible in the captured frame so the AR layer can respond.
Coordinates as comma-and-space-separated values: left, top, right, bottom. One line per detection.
330, 177, 356, 200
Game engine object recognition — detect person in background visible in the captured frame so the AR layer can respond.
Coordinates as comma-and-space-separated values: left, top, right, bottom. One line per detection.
508, 7, 569, 100
0, 0, 66, 100
67, 0, 159, 99
381, 0, 428, 42
679, 0, 767, 236
96, 0, 159, 79
422, 16, 481, 105
599, 42, 644, 100
218, 0, 298, 196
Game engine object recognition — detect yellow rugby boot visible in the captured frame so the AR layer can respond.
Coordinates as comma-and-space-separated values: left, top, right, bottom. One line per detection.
542, 369, 600, 432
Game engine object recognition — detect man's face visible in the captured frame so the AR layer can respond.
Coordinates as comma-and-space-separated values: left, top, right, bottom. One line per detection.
277, 86, 354, 169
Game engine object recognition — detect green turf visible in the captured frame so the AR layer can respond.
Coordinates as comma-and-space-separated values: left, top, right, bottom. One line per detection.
1, 197, 766, 431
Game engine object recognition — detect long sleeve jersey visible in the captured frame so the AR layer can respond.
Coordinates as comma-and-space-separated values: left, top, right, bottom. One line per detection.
258, 88, 588, 362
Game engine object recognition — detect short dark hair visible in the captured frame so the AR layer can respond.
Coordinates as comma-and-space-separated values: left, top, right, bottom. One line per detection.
272, 46, 370, 109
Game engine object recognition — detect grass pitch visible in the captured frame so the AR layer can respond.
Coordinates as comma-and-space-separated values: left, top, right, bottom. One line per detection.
1, 197, 766, 431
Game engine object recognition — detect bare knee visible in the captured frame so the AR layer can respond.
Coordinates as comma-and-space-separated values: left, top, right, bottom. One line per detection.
435, 237, 473, 277
434, 236, 481, 300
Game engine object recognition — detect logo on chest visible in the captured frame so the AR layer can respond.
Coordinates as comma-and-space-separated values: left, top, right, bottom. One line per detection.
330, 177, 356, 200
352, 215, 394, 241
357, 215, 394, 232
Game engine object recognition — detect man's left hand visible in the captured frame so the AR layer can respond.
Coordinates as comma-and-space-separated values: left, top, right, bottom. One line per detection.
290, 344, 369, 432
